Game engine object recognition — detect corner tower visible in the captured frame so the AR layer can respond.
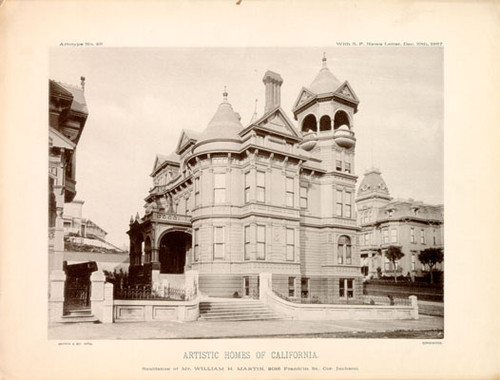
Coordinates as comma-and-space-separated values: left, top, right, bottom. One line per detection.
292, 54, 359, 174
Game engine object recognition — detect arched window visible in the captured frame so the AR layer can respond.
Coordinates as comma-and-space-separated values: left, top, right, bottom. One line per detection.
319, 115, 331, 132
144, 237, 152, 264
302, 114, 317, 133
333, 110, 350, 130
337, 235, 352, 265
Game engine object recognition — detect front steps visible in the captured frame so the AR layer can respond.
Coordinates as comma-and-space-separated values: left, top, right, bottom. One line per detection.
58, 308, 99, 323
199, 299, 290, 322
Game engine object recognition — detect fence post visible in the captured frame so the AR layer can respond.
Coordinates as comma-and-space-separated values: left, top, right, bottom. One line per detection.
49, 270, 66, 322
409, 295, 419, 320
102, 283, 114, 323
90, 271, 106, 322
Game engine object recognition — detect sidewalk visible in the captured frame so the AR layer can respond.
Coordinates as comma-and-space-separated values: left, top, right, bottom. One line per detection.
49, 315, 443, 340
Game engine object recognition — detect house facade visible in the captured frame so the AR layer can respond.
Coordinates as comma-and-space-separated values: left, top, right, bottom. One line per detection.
356, 169, 444, 279
128, 57, 364, 303
48, 78, 90, 320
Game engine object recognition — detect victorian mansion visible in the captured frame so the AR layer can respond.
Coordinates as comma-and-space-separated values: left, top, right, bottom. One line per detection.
128, 57, 364, 303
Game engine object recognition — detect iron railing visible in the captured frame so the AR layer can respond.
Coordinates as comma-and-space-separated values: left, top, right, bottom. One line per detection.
114, 285, 191, 301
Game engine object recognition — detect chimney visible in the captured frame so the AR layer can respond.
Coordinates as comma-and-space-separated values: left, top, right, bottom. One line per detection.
262, 71, 283, 112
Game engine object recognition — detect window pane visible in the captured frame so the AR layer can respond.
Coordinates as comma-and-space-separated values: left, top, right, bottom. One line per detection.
245, 188, 250, 203
286, 245, 294, 261
245, 172, 250, 187
257, 171, 265, 186
286, 229, 294, 243
214, 244, 223, 258
257, 225, 265, 242
244, 226, 250, 243
256, 187, 265, 202
257, 243, 265, 260
214, 227, 223, 242
286, 177, 294, 191
214, 188, 225, 203
214, 173, 225, 188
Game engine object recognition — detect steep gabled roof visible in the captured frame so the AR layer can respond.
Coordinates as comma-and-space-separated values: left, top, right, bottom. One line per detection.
151, 153, 180, 176
176, 129, 200, 155
240, 106, 301, 142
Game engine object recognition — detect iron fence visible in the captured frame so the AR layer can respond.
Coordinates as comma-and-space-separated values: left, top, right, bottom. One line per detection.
114, 285, 188, 301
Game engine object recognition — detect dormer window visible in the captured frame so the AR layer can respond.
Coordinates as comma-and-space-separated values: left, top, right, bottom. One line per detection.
412, 207, 420, 216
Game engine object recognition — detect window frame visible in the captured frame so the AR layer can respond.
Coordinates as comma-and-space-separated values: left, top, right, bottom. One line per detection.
256, 170, 266, 203
285, 176, 294, 207
213, 172, 226, 204
213, 226, 225, 259
256, 225, 266, 260
286, 228, 295, 261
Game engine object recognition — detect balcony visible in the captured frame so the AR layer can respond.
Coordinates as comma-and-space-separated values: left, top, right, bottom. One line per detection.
333, 126, 356, 148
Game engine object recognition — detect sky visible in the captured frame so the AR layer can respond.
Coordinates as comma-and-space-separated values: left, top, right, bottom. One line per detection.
50, 47, 443, 248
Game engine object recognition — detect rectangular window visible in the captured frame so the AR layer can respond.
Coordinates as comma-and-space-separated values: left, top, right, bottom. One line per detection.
383, 229, 389, 243
344, 161, 351, 173
286, 228, 295, 261
244, 225, 250, 260
336, 159, 342, 171
336, 190, 343, 217
433, 229, 437, 245
244, 172, 251, 203
384, 255, 391, 270
256, 171, 265, 202
300, 186, 308, 209
344, 191, 352, 218
410, 227, 416, 243
346, 244, 352, 265
185, 197, 190, 215
286, 176, 294, 207
256, 225, 266, 260
420, 229, 425, 244
213, 226, 224, 259
338, 244, 344, 264
195, 177, 200, 206
364, 233, 370, 245
213, 173, 226, 203
301, 278, 309, 298
390, 229, 398, 243
411, 252, 416, 271
194, 228, 199, 261
288, 277, 295, 297
339, 279, 353, 298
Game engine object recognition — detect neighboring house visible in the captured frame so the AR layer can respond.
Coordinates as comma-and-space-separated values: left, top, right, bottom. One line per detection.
356, 169, 444, 278
62, 200, 129, 272
49, 78, 88, 272
128, 56, 364, 303
48, 77, 89, 320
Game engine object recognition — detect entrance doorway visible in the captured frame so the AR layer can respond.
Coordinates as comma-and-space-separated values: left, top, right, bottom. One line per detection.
159, 231, 191, 274
63, 261, 97, 314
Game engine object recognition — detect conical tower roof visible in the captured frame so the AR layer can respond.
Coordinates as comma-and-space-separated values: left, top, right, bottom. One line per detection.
198, 88, 243, 141
309, 54, 342, 94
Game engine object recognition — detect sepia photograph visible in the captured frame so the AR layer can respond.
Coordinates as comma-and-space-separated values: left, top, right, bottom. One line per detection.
2, 1, 498, 379
48, 47, 444, 339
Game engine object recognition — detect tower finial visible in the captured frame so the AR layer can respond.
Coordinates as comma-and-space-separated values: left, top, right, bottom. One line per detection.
250, 98, 259, 124
322, 52, 327, 68
254, 98, 258, 113
223, 86, 228, 102
80, 76, 86, 91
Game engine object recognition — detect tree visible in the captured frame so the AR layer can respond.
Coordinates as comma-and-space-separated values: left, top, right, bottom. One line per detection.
385, 246, 405, 283
418, 248, 444, 284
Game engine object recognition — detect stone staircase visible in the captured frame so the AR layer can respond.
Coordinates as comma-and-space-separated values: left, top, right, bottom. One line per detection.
58, 308, 99, 323
198, 298, 290, 322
